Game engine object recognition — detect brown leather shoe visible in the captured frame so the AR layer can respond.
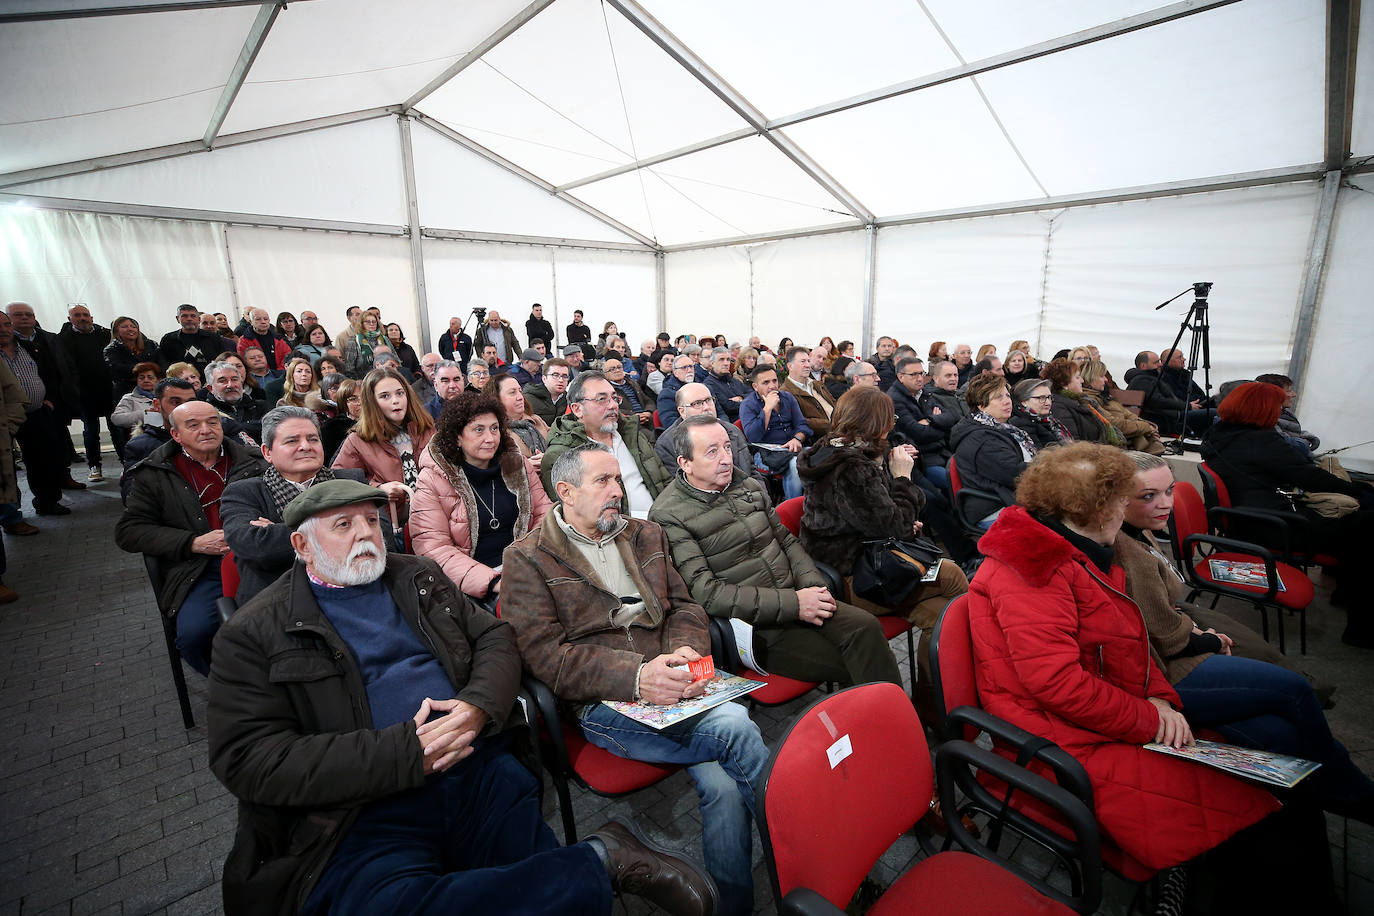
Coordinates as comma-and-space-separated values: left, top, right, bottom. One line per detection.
3, 522, 39, 536
590, 817, 716, 916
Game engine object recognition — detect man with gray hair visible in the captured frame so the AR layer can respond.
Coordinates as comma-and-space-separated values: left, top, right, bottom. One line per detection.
210, 477, 716, 916
222, 406, 401, 602
656, 382, 751, 478
503, 443, 765, 916
540, 371, 669, 515
202, 359, 265, 443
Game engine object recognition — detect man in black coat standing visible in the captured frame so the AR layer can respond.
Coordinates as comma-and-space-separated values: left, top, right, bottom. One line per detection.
159, 303, 226, 377
58, 304, 115, 481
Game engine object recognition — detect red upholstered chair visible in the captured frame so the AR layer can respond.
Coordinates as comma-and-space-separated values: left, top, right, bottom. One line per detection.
1170, 481, 1315, 653
930, 595, 1150, 889
758, 683, 1099, 915
947, 456, 998, 540
493, 600, 683, 844
774, 496, 918, 693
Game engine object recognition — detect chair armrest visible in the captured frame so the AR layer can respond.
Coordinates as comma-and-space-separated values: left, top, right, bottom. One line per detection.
937, 740, 1102, 914
945, 706, 1093, 805
812, 560, 844, 597
782, 887, 846, 916
1182, 533, 1280, 602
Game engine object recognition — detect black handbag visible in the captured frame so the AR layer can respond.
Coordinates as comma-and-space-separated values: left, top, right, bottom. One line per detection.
851, 536, 943, 605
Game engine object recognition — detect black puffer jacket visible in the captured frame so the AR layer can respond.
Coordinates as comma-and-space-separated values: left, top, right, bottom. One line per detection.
797, 442, 924, 575
208, 555, 521, 916
950, 416, 1028, 522
114, 438, 266, 616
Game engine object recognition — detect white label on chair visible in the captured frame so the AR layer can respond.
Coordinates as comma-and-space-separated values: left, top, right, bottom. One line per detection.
827, 734, 853, 769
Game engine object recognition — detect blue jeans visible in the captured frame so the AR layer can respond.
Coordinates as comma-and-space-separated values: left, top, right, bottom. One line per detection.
1174, 655, 1374, 808
580, 700, 767, 916
177, 565, 223, 676
304, 749, 611, 916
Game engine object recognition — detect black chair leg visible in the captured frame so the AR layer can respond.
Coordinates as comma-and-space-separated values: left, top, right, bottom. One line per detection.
161, 615, 195, 729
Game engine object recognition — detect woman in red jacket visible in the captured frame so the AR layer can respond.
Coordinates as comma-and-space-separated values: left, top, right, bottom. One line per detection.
969, 442, 1281, 875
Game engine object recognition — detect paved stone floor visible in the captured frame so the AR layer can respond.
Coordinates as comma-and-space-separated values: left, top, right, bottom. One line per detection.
1, 448, 1371, 915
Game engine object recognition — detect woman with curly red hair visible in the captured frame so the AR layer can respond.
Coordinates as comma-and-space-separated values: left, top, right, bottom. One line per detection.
1201, 382, 1374, 646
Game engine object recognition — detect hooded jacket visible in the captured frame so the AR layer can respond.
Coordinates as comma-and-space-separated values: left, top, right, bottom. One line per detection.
970, 506, 1278, 871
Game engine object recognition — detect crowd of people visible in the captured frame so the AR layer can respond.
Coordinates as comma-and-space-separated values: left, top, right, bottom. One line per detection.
3, 296, 1369, 914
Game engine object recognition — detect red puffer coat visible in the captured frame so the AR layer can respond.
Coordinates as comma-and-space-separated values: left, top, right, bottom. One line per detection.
969, 506, 1279, 872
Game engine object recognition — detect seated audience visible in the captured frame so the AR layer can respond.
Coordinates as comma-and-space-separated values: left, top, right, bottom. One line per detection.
332, 367, 434, 492
541, 371, 669, 516
1043, 357, 1111, 443
411, 393, 551, 601
703, 347, 751, 423
486, 373, 548, 464
522, 358, 571, 424
1201, 382, 1374, 647
1081, 359, 1164, 454
780, 347, 836, 439
502, 443, 764, 916
649, 415, 901, 689
798, 386, 970, 721
739, 364, 812, 500
209, 479, 715, 916
950, 372, 1036, 529
1009, 377, 1072, 450
968, 442, 1335, 908
1120, 452, 1372, 822
115, 400, 266, 674
222, 406, 398, 603
655, 382, 752, 478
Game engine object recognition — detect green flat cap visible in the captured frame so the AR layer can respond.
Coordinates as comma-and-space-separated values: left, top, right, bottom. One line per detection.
282, 478, 389, 529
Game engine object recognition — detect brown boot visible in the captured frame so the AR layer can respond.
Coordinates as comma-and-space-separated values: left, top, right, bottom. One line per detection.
589, 817, 717, 916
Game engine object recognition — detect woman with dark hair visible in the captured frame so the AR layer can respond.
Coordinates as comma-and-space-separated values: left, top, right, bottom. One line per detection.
1042, 357, 1111, 444
484, 373, 548, 464
332, 367, 434, 491
384, 322, 423, 381
950, 373, 1037, 529
798, 385, 969, 721
297, 323, 332, 365
1120, 451, 1374, 822
275, 312, 304, 349
1009, 377, 1072, 450
410, 392, 551, 600
1202, 382, 1374, 646
969, 443, 1330, 908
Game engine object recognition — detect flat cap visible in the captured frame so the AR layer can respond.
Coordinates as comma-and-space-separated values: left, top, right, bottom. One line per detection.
282, 478, 389, 529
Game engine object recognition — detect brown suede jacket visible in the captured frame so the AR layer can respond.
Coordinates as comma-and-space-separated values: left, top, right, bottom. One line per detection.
500, 512, 710, 704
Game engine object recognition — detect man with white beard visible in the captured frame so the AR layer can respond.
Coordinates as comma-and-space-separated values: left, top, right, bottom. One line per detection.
207, 478, 718, 916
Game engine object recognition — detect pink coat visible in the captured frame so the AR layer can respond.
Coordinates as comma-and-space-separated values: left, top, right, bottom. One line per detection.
410, 443, 552, 597
331, 425, 434, 487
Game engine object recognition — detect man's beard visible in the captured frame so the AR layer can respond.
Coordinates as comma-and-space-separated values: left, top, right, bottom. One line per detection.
310, 537, 386, 586
596, 499, 622, 533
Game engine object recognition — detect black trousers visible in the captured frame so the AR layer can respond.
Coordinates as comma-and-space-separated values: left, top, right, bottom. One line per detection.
15, 406, 64, 509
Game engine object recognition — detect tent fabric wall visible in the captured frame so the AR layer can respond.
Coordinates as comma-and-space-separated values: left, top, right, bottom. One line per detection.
0, 208, 233, 335
1299, 185, 1374, 472
226, 226, 416, 343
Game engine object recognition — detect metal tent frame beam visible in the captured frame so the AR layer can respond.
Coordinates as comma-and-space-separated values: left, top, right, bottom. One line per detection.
402, 0, 557, 111
605, 0, 875, 224
558, 0, 1240, 193
203, 1, 281, 149
410, 112, 660, 250
0, 106, 401, 190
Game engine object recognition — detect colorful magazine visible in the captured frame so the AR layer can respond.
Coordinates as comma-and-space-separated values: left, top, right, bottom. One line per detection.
601, 673, 764, 730
1144, 739, 1320, 789
1207, 558, 1285, 592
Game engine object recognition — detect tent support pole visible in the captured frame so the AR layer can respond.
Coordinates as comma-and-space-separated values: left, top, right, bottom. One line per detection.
861, 225, 877, 358
203, 1, 281, 148
1288, 170, 1342, 388
655, 252, 667, 333
398, 116, 432, 352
